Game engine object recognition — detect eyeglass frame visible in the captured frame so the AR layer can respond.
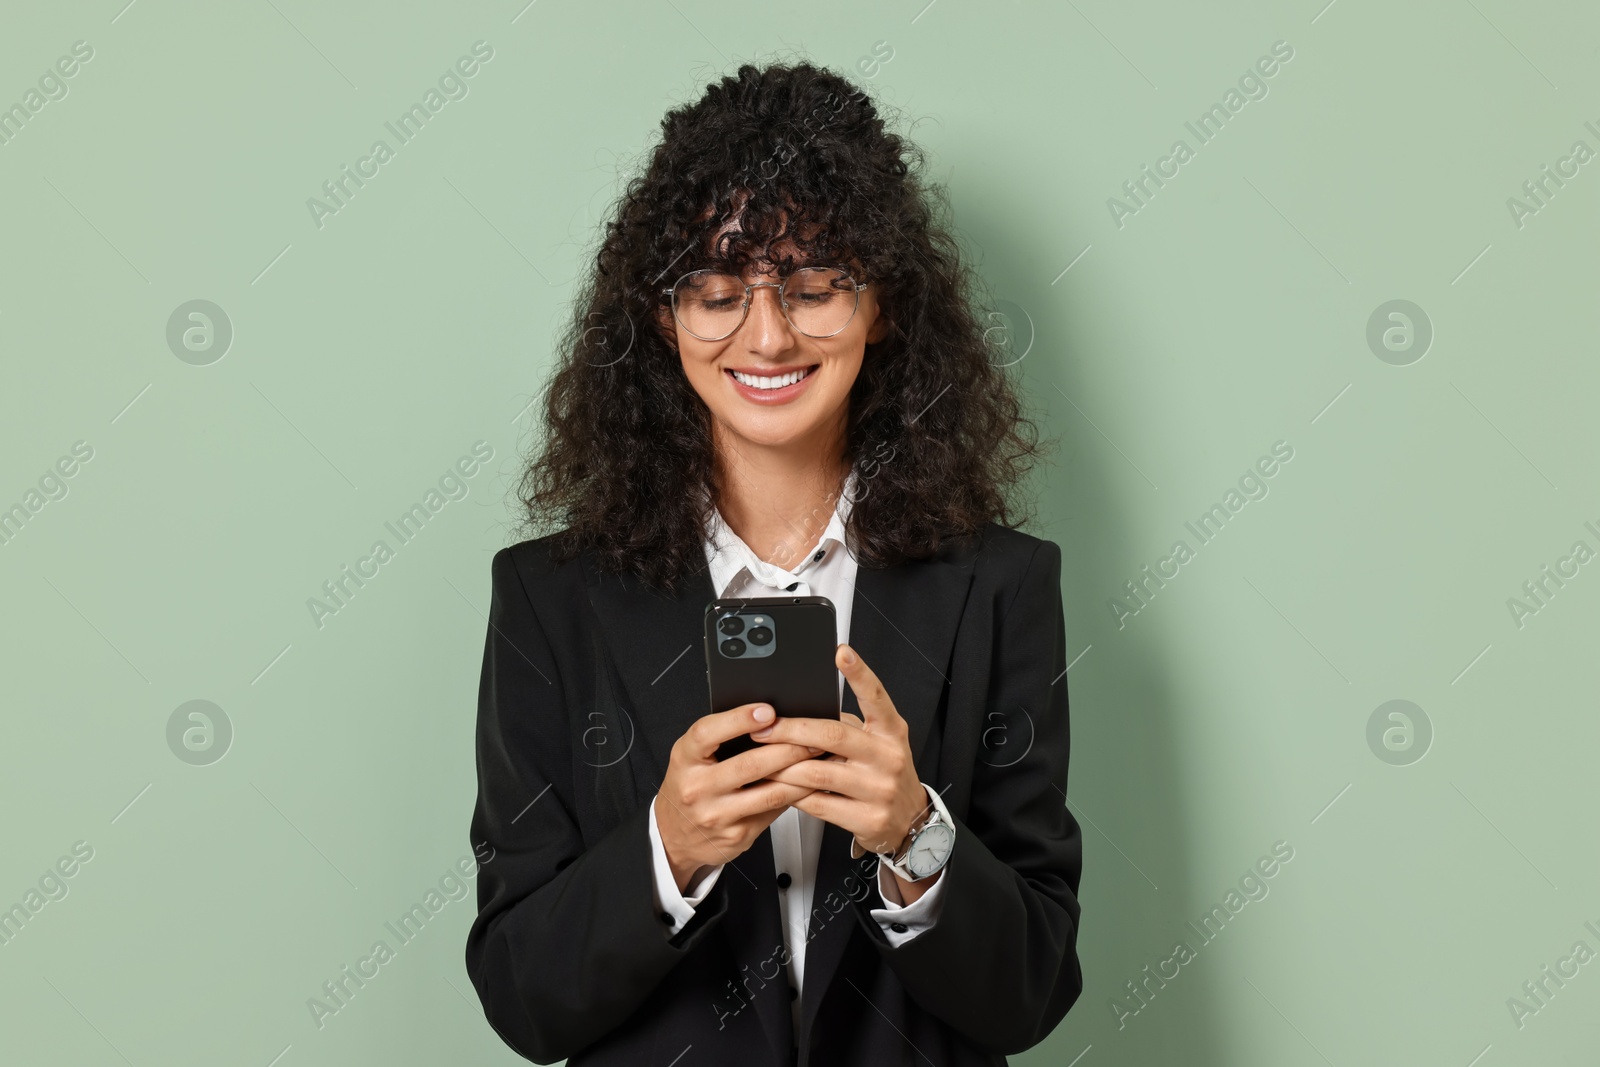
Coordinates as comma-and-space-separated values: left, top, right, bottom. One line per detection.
658, 265, 871, 341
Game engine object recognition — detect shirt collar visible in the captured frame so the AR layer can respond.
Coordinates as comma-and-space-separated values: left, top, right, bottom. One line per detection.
704, 468, 858, 598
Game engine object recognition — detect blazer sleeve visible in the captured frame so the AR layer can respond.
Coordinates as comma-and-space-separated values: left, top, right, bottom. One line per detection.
464, 546, 731, 1065
849, 538, 1084, 1055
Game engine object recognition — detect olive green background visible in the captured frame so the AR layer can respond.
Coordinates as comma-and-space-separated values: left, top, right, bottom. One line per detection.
3, 1, 1598, 1064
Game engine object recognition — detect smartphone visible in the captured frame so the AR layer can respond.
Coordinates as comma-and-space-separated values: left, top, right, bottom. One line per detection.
705, 595, 839, 762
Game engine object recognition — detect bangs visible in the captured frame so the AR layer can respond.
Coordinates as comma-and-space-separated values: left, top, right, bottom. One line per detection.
670, 175, 867, 282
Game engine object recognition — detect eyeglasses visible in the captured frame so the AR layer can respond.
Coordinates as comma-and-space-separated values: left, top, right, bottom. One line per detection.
661, 266, 868, 341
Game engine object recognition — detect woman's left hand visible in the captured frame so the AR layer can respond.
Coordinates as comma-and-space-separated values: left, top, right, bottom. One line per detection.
751, 642, 940, 901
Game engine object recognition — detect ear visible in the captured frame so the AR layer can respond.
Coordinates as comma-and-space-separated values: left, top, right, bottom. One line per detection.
866, 309, 893, 346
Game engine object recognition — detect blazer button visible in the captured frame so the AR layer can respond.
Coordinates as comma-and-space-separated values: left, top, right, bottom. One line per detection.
659, 911, 675, 926
776, 871, 792, 889
890, 921, 908, 933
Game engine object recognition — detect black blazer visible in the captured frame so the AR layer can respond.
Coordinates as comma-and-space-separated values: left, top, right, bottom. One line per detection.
464, 522, 1083, 1066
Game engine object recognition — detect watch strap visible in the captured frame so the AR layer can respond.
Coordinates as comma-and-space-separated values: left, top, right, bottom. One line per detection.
851, 782, 942, 861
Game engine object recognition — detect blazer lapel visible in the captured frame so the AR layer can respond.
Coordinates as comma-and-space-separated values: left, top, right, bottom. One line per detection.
797, 546, 976, 1044
583, 556, 718, 790
842, 547, 977, 765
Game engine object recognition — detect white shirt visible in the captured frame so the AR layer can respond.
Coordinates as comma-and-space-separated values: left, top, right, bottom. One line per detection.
646, 468, 952, 1031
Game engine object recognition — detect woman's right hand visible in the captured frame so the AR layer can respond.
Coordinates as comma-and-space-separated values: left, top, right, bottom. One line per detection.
654, 702, 822, 894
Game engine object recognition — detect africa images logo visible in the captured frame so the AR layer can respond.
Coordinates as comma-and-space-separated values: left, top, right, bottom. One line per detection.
1111, 840, 1295, 1029
305, 441, 493, 630
305, 41, 494, 230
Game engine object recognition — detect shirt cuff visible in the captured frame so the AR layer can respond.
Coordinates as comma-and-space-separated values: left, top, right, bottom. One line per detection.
867, 783, 954, 945
647, 792, 724, 935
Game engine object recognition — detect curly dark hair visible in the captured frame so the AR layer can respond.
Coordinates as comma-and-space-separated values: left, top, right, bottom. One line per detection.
515, 58, 1050, 593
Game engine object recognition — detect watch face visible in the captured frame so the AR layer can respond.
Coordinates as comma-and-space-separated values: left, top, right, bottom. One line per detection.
906, 822, 955, 879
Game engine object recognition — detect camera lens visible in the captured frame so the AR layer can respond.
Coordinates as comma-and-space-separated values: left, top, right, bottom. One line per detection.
720, 637, 746, 657
718, 615, 744, 636
746, 626, 772, 646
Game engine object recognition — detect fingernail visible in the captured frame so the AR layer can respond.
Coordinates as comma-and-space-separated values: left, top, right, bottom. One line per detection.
839, 646, 855, 666
807, 746, 823, 755
752, 725, 773, 738
753, 704, 773, 722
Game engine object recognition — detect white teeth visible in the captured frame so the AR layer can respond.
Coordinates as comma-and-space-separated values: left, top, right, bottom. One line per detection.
730, 367, 811, 389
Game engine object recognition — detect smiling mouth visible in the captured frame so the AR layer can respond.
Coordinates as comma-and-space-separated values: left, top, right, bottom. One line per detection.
725, 365, 818, 390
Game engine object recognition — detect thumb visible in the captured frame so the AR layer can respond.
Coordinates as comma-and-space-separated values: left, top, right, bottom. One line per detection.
836, 642, 895, 727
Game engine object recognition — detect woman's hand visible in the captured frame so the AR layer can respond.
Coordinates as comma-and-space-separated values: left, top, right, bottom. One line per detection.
750, 643, 940, 903
654, 702, 823, 894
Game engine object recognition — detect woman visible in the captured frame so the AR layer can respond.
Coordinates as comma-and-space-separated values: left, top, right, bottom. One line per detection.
465, 60, 1082, 1066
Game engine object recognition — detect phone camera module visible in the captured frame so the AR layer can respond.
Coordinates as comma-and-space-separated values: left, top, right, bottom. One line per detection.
711, 607, 776, 659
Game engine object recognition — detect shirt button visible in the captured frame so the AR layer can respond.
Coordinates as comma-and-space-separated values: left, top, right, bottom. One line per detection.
890, 921, 908, 933
776, 871, 792, 889
788, 984, 799, 1001
659, 911, 675, 926
813, 550, 824, 561
785, 582, 799, 592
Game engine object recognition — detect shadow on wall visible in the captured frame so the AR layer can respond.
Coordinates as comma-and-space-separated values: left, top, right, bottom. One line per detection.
954, 188, 1224, 1066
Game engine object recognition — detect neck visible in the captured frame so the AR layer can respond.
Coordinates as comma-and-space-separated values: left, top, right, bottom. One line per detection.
712, 420, 848, 571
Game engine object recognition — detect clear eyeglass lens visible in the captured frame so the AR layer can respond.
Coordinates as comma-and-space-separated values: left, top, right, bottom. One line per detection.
673, 267, 858, 339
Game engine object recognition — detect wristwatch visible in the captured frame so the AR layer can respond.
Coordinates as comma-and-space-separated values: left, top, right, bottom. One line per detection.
853, 784, 956, 882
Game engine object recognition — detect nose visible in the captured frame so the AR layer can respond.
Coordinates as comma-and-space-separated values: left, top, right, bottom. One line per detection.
740, 282, 798, 353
